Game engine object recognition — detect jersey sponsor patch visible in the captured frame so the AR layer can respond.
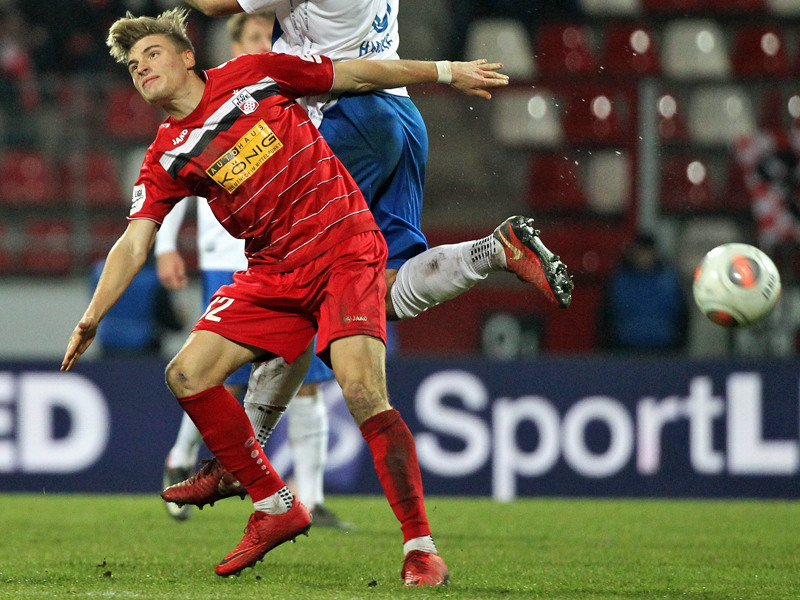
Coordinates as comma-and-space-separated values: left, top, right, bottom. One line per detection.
130, 184, 146, 215
206, 120, 283, 193
232, 88, 259, 115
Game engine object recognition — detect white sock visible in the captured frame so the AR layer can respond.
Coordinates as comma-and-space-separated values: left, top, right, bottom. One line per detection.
166, 413, 203, 469
287, 388, 328, 509
390, 236, 504, 319
252, 486, 294, 514
403, 535, 439, 555
244, 346, 314, 446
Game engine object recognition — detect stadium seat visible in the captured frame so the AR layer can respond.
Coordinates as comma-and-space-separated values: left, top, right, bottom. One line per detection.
526, 153, 587, 214
688, 86, 757, 145
641, 0, 705, 12
562, 92, 628, 145
21, 220, 74, 275
720, 158, 755, 214
766, 0, 800, 16
756, 87, 783, 130
601, 22, 660, 76
706, 0, 767, 11
103, 85, 164, 142
63, 149, 125, 208
584, 150, 632, 217
662, 20, 731, 79
491, 89, 564, 147
0, 149, 57, 207
731, 25, 790, 77
579, 0, 642, 17
659, 154, 718, 214
464, 18, 536, 80
656, 92, 689, 142
537, 221, 630, 279
88, 218, 127, 263
534, 23, 596, 76
0, 223, 15, 274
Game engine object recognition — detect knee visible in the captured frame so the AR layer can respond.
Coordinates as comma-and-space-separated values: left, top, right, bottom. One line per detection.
165, 356, 198, 398
340, 379, 390, 426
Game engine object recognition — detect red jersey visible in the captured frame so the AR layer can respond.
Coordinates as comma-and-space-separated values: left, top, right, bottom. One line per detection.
130, 52, 378, 272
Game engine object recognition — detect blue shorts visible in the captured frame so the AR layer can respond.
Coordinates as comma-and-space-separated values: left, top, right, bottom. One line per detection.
203, 270, 251, 387
320, 92, 428, 269
203, 269, 333, 386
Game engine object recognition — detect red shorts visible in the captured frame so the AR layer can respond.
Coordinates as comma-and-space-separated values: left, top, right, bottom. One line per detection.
192, 231, 387, 364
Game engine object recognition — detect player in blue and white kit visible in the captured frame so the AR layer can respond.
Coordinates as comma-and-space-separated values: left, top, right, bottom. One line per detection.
157, 10, 346, 529
169, 0, 572, 585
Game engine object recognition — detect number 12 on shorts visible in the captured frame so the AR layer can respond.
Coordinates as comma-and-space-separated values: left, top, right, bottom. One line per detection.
201, 296, 235, 322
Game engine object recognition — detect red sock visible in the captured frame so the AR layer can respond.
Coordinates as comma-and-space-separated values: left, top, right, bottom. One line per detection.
360, 408, 430, 542
177, 385, 285, 502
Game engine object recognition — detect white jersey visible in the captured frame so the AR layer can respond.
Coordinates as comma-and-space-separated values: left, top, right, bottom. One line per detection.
155, 197, 247, 273
237, 0, 406, 124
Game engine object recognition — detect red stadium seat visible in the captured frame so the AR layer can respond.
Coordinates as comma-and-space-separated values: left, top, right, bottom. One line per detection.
534, 23, 596, 76
103, 85, 164, 142
526, 153, 587, 214
63, 149, 125, 208
656, 92, 688, 142
720, 158, 755, 214
0, 149, 58, 207
601, 23, 660, 76
21, 220, 74, 275
641, 0, 705, 12
562, 92, 628, 145
731, 25, 791, 77
706, 0, 766, 12
0, 223, 15, 274
659, 155, 719, 214
88, 218, 127, 263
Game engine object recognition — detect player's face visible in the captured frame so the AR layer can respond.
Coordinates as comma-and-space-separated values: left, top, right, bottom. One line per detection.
127, 34, 195, 106
233, 17, 273, 57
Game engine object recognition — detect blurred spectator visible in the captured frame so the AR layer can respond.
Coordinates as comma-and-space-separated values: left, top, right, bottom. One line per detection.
599, 233, 688, 353
90, 256, 184, 358
734, 128, 800, 280
447, 0, 584, 61
0, 3, 40, 112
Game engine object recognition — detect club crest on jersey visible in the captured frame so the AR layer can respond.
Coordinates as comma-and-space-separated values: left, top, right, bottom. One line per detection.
232, 88, 259, 114
206, 120, 283, 193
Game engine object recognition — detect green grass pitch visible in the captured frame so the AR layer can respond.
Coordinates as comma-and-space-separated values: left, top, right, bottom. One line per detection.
0, 494, 797, 599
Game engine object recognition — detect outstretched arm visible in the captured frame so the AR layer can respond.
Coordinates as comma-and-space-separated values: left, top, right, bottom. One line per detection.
62, 219, 157, 371
332, 59, 508, 100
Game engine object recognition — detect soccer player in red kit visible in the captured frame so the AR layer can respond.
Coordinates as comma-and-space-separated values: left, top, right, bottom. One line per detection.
61, 8, 508, 583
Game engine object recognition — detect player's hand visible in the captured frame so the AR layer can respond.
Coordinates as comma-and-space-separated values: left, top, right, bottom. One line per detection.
61, 316, 99, 372
449, 60, 509, 99
157, 251, 188, 289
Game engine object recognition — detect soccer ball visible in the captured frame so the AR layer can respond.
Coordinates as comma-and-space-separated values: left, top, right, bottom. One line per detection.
693, 243, 781, 328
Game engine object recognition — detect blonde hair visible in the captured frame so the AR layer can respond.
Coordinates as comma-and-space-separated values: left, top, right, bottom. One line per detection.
226, 10, 275, 44
107, 8, 195, 64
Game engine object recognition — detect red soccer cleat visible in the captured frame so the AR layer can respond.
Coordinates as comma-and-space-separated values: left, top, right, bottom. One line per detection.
215, 500, 312, 577
493, 216, 573, 308
401, 550, 450, 586
161, 457, 247, 509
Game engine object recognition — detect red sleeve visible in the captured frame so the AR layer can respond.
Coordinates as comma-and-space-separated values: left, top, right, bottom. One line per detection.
127, 145, 189, 226
225, 52, 334, 100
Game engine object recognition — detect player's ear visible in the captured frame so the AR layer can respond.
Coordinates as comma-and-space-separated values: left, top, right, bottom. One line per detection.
183, 48, 196, 71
